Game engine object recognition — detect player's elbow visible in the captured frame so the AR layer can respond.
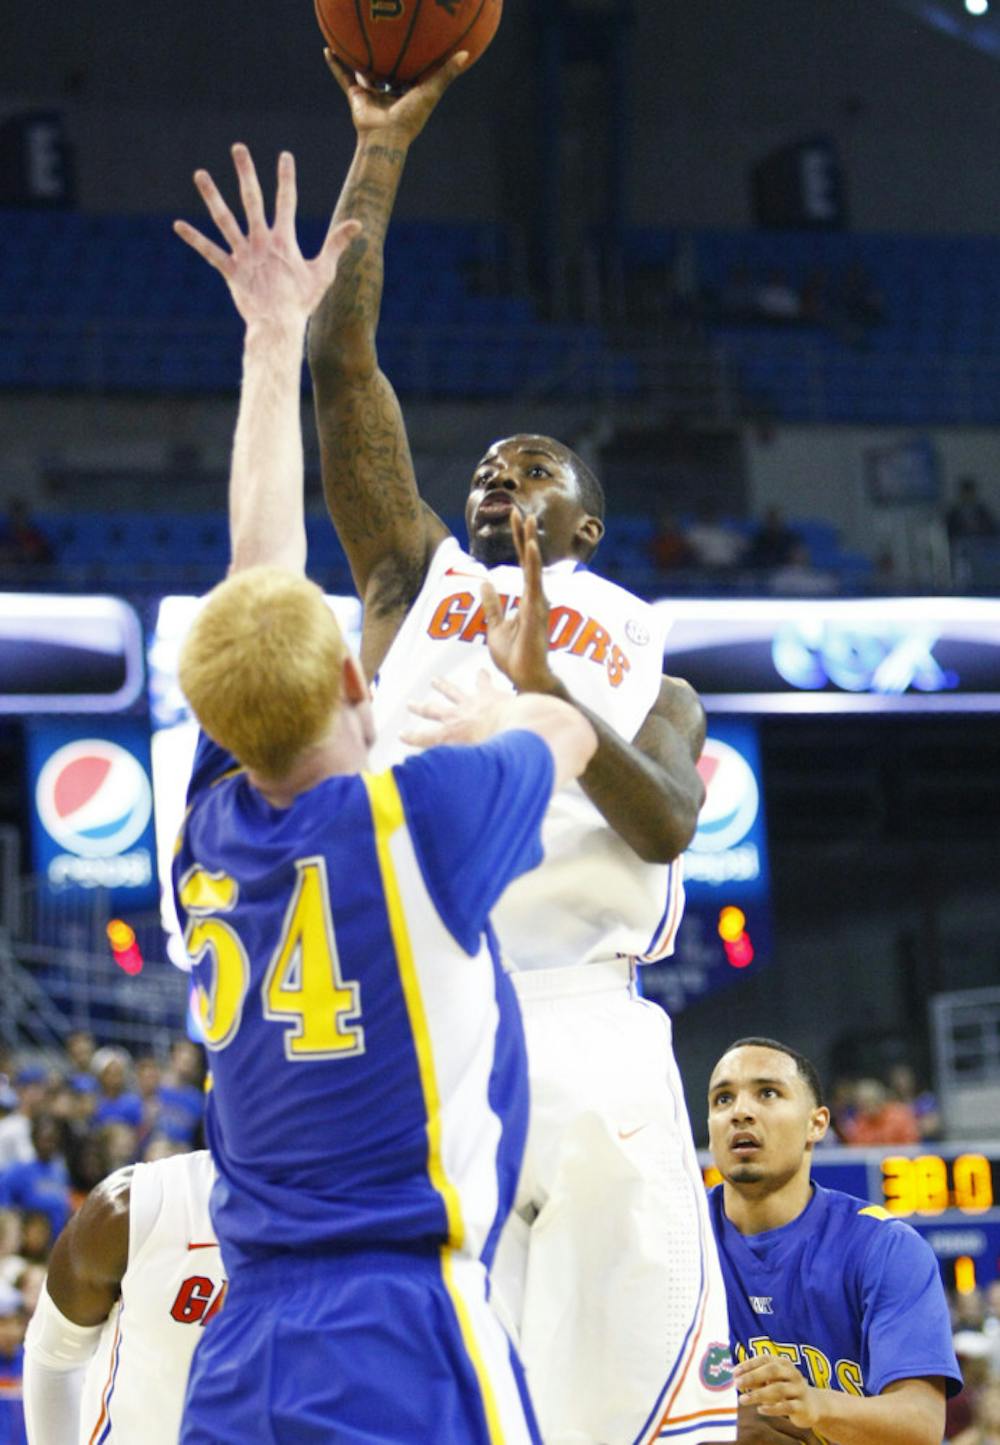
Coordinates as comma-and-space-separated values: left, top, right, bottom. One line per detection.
307, 313, 376, 384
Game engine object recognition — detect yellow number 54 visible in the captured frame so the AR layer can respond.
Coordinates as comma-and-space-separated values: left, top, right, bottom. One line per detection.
179, 857, 364, 1060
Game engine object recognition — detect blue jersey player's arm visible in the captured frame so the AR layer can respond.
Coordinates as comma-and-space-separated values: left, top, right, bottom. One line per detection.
735, 1220, 958, 1445
395, 683, 597, 952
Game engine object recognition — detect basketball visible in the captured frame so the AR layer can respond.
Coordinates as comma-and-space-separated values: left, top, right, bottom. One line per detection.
315, 0, 502, 90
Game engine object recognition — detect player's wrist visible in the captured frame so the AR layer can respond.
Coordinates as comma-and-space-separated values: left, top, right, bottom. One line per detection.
357, 128, 412, 161
513, 667, 564, 698
243, 317, 308, 355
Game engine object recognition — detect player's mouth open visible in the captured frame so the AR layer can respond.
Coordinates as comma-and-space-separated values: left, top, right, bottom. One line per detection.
477, 492, 516, 521
730, 1133, 761, 1152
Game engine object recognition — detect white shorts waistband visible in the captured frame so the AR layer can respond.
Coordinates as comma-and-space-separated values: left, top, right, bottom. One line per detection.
510, 958, 635, 1000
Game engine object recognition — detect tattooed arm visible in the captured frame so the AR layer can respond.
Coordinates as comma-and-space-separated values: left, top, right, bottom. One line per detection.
308, 54, 467, 676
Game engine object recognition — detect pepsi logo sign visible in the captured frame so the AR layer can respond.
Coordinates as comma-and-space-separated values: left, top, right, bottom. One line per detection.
36, 740, 152, 859
691, 738, 759, 854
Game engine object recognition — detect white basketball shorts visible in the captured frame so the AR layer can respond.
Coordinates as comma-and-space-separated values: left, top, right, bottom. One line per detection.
491, 961, 737, 1445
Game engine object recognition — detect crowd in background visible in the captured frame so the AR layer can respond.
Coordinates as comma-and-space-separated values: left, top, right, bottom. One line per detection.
0, 1031, 205, 1445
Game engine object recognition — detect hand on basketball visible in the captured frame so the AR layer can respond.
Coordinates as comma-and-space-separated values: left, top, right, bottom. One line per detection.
324, 48, 469, 145
482, 512, 558, 696
734, 1358, 821, 1433
400, 670, 514, 749
174, 145, 362, 330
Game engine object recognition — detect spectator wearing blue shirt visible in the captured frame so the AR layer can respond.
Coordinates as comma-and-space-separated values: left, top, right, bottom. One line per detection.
90, 1049, 142, 1130
0, 1119, 70, 1240
707, 1036, 961, 1445
0, 1282, 26, 1445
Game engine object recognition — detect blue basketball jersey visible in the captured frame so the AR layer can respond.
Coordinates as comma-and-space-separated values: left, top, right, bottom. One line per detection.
708, 1183, 961, 1401
173, 729, 553, 1274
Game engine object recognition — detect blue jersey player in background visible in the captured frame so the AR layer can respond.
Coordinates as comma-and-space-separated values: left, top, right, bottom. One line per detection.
169, 140, 597, 1443
706, 1037, 961, 1445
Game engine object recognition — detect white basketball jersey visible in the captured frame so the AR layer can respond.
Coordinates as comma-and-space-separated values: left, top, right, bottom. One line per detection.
370, 537, 685, 970
79, 1150, 224, 1445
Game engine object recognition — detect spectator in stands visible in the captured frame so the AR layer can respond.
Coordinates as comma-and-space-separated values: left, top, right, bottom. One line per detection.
947, 478, 998, 544
0, 1071, 47, 1170
90, 1047, 142, 1130
155, 1041, 204, 1148
745, 505, 800, 571
0, 1215, 22, 1292
768, 540, 837, 596
952, 1382, 1000, 1445
886, 1061, 941, 1142
64, 1031, 95, 1079
799, 267, 830, 325
134, 1053, 161, 1149
839, 1077, 920, 1146
0, 498, 53, 572
756, 268, 802, 321
0, 1282, 26, 1445
648, 511, 692, 574
0, 1118, 70, 1239
836, 261, 885, 344
17, 1214, 51, 1268
827, 1076, 858, 1143
947, 1332, 995, 1441
685, 499, 746, 571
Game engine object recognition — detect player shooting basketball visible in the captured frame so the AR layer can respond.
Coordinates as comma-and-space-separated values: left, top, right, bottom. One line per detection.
307, 55, 738, 1445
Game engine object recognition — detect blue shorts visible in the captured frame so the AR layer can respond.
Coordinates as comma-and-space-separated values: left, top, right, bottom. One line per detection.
180, 1247, 540, 1444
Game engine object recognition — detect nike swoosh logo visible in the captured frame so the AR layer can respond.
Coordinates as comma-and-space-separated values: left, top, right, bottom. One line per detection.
444, 568, 484, 579
187, 1241, 218, 1251
617, 1125, 648, 1141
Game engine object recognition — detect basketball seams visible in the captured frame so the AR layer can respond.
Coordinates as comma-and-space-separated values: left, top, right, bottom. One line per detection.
352, 0, 376, 71
387, 0, 426, 86
321, 0, 500, 87
409, 0, 493, 85
314, 0, 372, 72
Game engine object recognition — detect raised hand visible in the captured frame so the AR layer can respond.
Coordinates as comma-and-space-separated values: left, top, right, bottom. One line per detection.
173, 144, 361, 329
401, 671, 514, 749
325, 49, 468, 145
482, 512, 558, 695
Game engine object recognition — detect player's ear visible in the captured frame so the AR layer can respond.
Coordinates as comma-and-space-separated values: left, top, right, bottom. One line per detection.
342, 654, 368, 705
575, 514, 604, 554
805, 1105, 831, 1150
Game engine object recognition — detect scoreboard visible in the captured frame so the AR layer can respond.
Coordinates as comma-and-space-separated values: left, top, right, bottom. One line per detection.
701, 1144, 1000, 1287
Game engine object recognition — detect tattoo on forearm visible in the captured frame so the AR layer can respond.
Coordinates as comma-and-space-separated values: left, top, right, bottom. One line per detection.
365, 144, 406, 167
319, 379, 419, 545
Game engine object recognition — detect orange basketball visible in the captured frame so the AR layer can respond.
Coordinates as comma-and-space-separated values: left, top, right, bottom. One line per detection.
315, 0, 502, 90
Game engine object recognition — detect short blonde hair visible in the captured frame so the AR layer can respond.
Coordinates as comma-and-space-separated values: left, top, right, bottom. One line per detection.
179, 566, 346, 778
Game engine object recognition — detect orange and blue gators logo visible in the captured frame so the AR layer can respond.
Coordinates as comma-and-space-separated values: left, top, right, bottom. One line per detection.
427, 589, 633, 687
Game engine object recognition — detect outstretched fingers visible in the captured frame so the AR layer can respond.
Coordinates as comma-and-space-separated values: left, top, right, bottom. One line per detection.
273, 150, 297, 238
172, 219, 232, 276
191, 167, 244, 253
481, 579, 505, 629
231, 142, 267, 234
517, 514, 544, 597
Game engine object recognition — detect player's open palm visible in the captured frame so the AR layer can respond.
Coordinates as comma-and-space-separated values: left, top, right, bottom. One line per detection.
174, 144, 360, 328
482, 512, 556, 695
324, 49, 468, 144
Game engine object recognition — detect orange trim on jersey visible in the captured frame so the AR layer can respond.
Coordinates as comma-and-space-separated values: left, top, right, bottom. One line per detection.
657, 1406, 739, 1427
643, 1279, 711, 1444
87, 1313, 122, 1445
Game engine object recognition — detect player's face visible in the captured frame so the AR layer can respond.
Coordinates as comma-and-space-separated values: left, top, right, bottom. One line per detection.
707, 1046, 827, 1193
465, 435, 593, 566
